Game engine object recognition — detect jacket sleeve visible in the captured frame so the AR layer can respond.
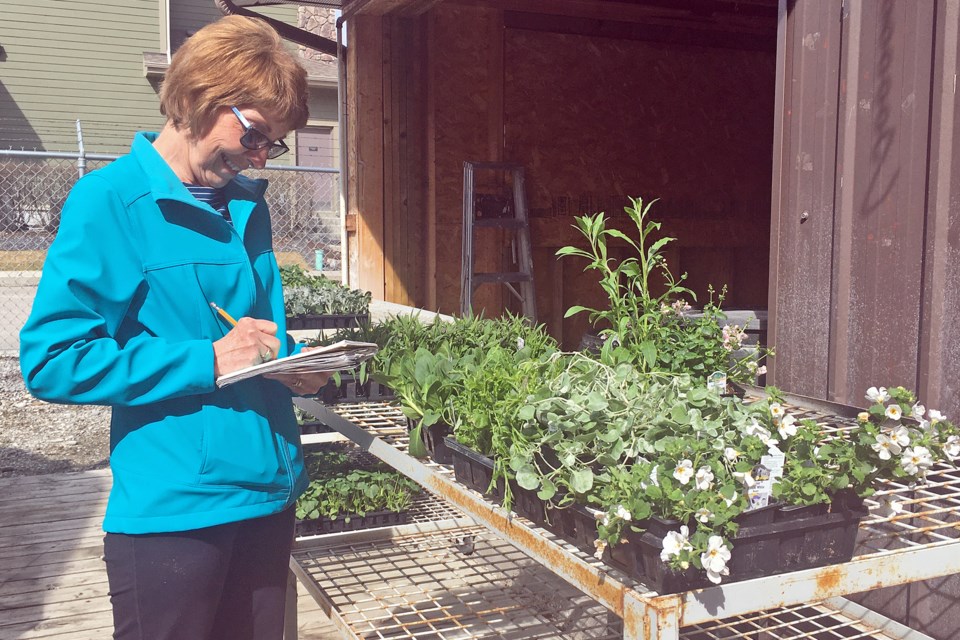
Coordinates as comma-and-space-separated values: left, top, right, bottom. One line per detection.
19, 175, 216, 407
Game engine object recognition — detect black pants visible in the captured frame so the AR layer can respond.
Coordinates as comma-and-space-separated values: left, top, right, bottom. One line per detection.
104, 507, 295, 640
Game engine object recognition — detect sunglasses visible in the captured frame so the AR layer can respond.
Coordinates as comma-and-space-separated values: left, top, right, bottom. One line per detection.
231, 107, 289, 159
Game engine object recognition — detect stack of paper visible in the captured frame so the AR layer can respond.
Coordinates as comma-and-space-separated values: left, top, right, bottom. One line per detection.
215, 340, 379, 388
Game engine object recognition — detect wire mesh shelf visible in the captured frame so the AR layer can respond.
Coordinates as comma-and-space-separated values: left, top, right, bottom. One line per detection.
292, 397, 959, 640
293, 525, 911, 640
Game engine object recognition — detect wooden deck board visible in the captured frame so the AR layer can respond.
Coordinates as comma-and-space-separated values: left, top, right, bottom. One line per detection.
0, 470, 343, 639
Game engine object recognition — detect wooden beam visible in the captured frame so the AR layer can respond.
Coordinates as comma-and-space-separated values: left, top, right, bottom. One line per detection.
383, 17, 402, 302
425, 9, 438, 309
344, 0, 437, 17
447, 0, 777, 25
353, 15, 386, 299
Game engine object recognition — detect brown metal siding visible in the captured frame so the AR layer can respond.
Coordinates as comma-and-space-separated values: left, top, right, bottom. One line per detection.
919, 0, 960, 421
769, 0, 844, 397
771, 1, 957, 415
829, 1, 935, 404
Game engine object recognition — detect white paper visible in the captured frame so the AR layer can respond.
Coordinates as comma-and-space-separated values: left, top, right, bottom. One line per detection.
215, 340, 378, 388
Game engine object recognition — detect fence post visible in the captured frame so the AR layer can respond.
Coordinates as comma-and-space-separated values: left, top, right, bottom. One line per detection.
76, 119, 86, 178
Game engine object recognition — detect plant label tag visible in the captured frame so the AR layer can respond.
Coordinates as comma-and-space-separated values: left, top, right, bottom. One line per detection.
747, 451, 786, 510
707, 371, 727, 394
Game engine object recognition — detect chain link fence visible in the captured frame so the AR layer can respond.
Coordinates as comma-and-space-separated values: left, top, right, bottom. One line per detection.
0, 149, 342, 353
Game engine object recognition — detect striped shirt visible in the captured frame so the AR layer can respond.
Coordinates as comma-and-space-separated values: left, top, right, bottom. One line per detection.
185, 184, 230, 223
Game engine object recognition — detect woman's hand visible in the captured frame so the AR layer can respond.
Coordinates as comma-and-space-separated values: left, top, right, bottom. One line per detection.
212, 317, 282, 377
263, 370, 332, 395
262, 346, 333, 394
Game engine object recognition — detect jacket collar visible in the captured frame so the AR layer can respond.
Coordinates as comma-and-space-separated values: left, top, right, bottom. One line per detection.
130, 132, 269, 236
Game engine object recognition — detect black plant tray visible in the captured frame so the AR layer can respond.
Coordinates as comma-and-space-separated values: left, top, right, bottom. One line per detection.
295, 508, 409, 537
443, 437, 547, 526
320, 375, 394, 404
287, 313, 369, 330
408, 420, 454, 465
299, 420, 334, 435
606, 498, 867, 594
443, 435, 866, 593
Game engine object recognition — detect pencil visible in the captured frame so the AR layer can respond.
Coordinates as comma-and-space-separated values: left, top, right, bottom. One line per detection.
210, 302, 239, 327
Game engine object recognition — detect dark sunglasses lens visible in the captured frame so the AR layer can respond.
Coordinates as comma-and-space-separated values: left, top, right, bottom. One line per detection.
266, 141, 289, 160
239, 128, 269, 151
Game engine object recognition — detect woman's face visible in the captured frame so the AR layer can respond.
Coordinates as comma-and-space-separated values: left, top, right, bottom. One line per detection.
185, 106, 287, 188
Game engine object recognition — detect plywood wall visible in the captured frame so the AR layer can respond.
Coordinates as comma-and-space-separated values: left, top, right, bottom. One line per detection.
502, 26, 776, 345
350, 5, 777, 347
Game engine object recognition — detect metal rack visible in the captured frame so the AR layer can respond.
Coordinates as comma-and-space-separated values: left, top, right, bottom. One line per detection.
292, 395, 960, 640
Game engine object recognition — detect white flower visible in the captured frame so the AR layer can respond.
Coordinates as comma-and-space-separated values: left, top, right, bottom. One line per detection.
878, 495, 904, 516
700, 536, 732, 584
720, 491, 737, 507
866, 386, 890, 404
724, 447, 739, 462
901, 446, 934, 475
673, 299, 692, 314
516, 337, 525, 350
660, 526, 692, 562
695, 507, 714, 524
890, 425, 911, 447
945, 435, 960, 460
857, 411, 870, 423
673, 459, 694, 485
615, 505, 632, 522
593, 538, 608, 560
733, 470, 756, 488
769, 403, 785, 419
871, 434, 902, 461
695, 466, 715, 491
649, 465, 660, 488
746, 420, 777, 449
911, 403, 926, 419
756, 365, 767, 375
885, 404, 903, 421
928, 409, 945, 425
777, 414, 798, 439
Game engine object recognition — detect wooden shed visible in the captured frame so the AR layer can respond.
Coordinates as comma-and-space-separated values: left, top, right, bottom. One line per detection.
338, 0, 960, 438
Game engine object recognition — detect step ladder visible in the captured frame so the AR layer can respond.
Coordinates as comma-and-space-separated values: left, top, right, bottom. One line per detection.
460, 161, 537, 323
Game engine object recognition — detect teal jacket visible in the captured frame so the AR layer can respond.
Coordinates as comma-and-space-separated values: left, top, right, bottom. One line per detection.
19, 132, 308, 534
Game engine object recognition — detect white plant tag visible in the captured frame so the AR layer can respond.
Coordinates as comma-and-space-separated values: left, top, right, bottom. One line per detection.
747, 450, 786, 510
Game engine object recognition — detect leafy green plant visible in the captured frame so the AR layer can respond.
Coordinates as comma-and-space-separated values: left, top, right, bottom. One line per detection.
280, 264, 372, 316
368, 312, 557, 457
372, 345, 469, 457
774, 385, 960, 507
557, 197, 770, 383
504, 365, 960, 584
295, 465, 421, 521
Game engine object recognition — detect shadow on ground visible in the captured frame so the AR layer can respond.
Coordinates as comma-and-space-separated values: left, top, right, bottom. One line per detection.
0, 446, 109, 477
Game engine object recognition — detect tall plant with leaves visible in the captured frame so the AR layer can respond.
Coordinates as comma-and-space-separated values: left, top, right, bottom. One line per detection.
557, 196, 768, 383
372, 345, 469, 458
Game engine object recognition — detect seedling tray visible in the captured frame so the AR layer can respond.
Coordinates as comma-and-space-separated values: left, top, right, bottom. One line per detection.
319, 375, 394, 405
287, 313, 369, 330
407, 419, 454, 464
295, 509, 409, 537
444, 437, 547, 526
607, 499, 866, 594
444, 438, 866, 594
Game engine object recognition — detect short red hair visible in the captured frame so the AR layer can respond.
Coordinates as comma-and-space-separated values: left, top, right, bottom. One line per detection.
159, 15, 309, 137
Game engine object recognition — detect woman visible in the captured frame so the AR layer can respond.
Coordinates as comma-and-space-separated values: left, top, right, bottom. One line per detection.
19, 15, 328, 640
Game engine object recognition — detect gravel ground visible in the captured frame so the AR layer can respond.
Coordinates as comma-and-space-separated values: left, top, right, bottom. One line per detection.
0, 355, 111, 477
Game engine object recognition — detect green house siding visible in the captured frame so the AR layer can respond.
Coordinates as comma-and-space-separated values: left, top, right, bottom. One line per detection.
0, 0, 165, 153
170, 1, 298, 51
1, 0, 334, 162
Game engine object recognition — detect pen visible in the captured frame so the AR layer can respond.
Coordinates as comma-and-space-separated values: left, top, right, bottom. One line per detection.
210, 302, 239, 327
